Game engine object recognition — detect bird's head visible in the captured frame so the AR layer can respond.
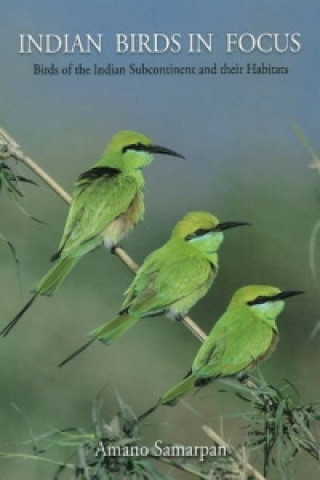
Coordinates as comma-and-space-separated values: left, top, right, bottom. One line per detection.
230, 285, 304, 324
104, 130, 184, 169
172, 211, 250, 254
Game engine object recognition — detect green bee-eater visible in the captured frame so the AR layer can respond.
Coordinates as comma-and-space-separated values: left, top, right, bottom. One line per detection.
1, 130, 183, 336
59, 211, 249, 366
157, 285, 303, 407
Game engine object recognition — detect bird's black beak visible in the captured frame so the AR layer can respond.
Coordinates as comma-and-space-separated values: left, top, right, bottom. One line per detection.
270, 290, 304, 301
213, 221, 251, 232
147, 145, 185, 159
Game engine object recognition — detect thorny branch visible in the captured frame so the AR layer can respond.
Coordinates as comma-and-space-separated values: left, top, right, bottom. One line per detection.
203, 425, 267, 480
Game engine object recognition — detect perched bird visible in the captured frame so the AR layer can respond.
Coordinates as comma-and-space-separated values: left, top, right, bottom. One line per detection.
1, 130, 183, 336
156, 285, 303, 408
59, 211, 249, 367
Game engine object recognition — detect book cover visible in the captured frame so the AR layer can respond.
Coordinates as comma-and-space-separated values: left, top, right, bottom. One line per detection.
1, 1, 319, 479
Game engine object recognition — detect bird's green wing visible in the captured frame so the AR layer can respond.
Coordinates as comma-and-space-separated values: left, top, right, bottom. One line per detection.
53, 167, 140, 258
193, 310, 275, 378
121, 244, 168, 310
125, 253, 214, 317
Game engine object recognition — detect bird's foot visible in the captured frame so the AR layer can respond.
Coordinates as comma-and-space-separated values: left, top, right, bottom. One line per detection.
168, 312, 184, 322
237, 373, 249, 383
237, 374, 275, 409
110, 244, 120, 255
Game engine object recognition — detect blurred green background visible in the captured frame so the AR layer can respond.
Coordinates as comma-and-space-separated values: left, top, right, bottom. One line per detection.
1, 1, 320, 478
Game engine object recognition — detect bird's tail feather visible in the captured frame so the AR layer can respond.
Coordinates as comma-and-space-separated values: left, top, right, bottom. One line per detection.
160, 374, 196, 405
137, 402, 159, 423
1, 256, 79, 337
58, 337, 96, 368
89, 313, 140, 345
37, 256, 79, 296
58, 313, 140, 367
0, 295, 37, 336
138, 374, 196, 422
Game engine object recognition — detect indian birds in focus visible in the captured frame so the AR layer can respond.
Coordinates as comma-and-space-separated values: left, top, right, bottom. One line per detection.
59, 211, 250, 367
155, 285, 303, 409
1, 130, 184, 336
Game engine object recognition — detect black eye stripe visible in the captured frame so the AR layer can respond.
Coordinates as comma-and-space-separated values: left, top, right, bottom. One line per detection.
122, 142, 146, 153
247, 295, 272, 306
195, 228, 209, 236
185, 228, 212, 241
